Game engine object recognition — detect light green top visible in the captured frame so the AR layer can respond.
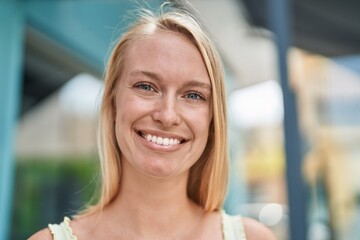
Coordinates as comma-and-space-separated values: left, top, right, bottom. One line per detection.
48, 217, 77, 240
48, 211, 246, 240
221, 211, 247, 240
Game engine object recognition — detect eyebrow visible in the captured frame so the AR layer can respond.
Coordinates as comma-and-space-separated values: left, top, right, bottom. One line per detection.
129, 70, 212, 91
130, 70, 161, 82
182, 80, 212, 92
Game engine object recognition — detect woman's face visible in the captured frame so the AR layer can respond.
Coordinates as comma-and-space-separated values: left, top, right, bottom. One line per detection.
114, 31, 212, 179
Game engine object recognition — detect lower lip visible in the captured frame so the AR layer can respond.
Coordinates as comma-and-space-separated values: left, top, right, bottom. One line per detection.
135, 132, 183, 152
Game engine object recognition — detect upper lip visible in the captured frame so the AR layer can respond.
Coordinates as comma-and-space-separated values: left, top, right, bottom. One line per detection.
135, 128, 189, 142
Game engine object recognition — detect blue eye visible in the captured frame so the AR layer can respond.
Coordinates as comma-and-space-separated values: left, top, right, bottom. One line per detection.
134, 82, 156, 92
185, 92, 205, 101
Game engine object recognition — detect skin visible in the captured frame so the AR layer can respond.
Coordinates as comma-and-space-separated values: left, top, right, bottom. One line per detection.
114, 30, 213, 180
28, 31, 276, 240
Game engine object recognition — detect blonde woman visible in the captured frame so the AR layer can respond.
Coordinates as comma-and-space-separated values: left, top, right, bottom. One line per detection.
30, 3, 274, 240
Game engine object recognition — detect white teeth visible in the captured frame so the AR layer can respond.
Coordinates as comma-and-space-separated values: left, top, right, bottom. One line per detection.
142, 133, 182, 146
146, 134, 152, 141
156, 137, 163, 145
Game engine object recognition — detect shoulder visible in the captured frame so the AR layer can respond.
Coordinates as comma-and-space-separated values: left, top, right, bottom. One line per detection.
242, 217, 276, 240
28, 228, 53, 240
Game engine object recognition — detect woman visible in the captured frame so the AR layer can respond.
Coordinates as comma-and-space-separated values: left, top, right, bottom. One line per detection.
30, 3, 275, 240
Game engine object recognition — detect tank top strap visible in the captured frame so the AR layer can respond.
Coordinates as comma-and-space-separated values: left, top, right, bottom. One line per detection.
48, 217, 78, 240
221, 210, 247, 240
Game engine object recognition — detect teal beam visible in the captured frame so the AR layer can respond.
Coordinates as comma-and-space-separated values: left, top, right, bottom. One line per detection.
267, 0, 307, 239
24, 1, 162, 72
0, 1, 25, 239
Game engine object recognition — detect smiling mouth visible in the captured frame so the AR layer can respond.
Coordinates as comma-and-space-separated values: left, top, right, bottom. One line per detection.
137, 131, 187, 146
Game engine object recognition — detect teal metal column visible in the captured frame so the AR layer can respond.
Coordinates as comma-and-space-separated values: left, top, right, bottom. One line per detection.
267, 0, 307, 239
0, 1, 25, 239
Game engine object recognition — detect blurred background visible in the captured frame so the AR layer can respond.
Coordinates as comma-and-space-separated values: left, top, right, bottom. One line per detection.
1, 0, 359, 239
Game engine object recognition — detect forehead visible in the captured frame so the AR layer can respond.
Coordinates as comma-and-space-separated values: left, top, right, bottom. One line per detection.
122, 30, 211, 86
126, 30, 198, 62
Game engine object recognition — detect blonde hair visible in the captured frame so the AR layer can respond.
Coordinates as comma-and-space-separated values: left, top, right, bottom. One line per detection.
84, 3, 228, 215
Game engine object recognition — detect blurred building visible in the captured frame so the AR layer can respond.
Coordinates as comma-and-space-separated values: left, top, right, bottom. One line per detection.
1, 0, 360, 239
16, 88, 98, 158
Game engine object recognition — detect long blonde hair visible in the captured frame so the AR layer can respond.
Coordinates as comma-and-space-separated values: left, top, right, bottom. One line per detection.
84, 3, 228, 215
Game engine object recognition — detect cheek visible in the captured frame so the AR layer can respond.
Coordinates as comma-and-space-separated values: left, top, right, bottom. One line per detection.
199, 109, 212, 146
187, 107, 211, 138
116, 95, 153, 122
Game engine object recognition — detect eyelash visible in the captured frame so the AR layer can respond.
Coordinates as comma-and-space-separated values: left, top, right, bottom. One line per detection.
133, 82, 207, 101
133, 82, 157, 92
184, 91, 206, 101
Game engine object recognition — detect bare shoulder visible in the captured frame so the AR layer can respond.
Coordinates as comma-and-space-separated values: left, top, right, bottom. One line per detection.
242, 217, 276, 240
28, 228, 53, 240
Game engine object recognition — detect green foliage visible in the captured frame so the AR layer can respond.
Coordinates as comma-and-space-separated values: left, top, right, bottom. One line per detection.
11, 155, 99, 239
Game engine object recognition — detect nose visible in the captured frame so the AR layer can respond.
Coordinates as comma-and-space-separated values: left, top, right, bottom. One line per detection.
152, 95, 181, 128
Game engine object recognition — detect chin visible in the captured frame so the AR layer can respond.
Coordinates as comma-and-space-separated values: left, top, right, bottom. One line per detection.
139, 161, 188, 179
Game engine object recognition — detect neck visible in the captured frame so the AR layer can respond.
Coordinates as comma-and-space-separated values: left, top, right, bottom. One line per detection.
105, 160, 203, 239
